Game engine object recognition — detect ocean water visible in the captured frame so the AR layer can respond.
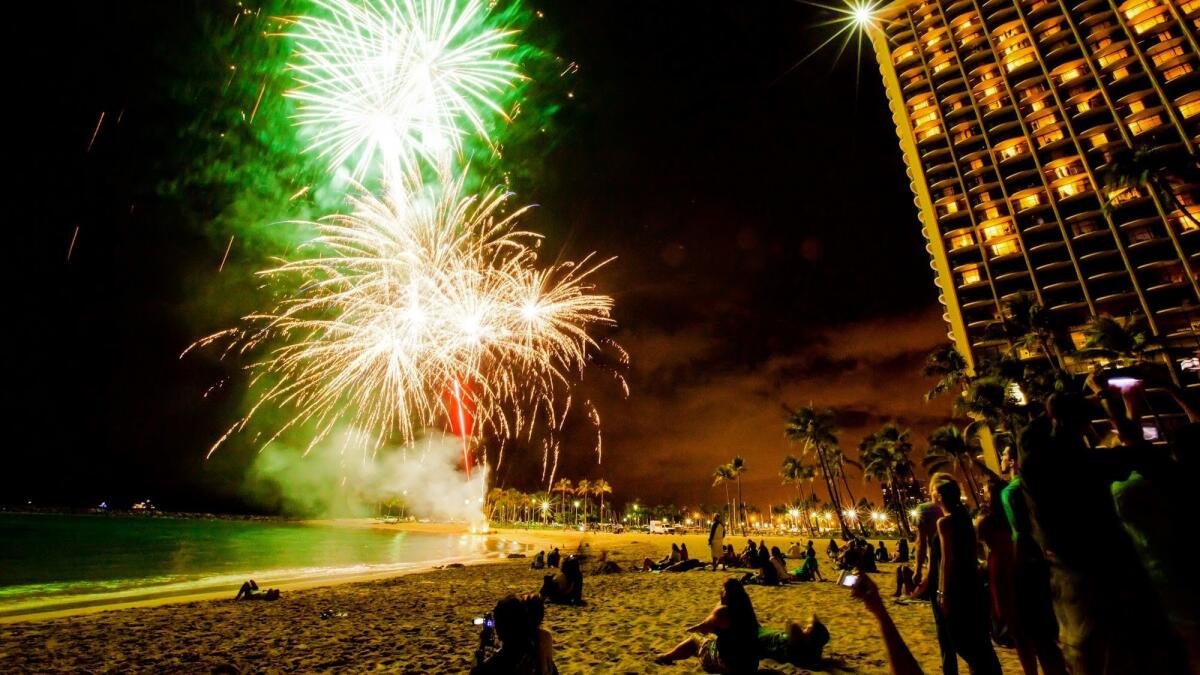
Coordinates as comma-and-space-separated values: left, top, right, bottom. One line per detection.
0, 513, 509, 617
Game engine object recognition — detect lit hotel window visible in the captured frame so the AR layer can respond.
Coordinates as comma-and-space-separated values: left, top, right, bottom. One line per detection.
1031, 113, 1058, 131
982, 221, 1013, 240
1111, 67, 1130, 81
1183, 0, 1199, 13
1129, 115, 1162, 135
1052, 162, 1081, 179
1127, 99, 1146, 114
1133, 12, 1167, 34
1037, 129, 1065, 147
954, 127, 976, 143
951, 233, 975, 249
1174, 206, 1200, 232
969, 158, 986, 171
1006, 53, 1035, 72
1122, 0, 1155, 21
1056, 178, 1088, 198
1088, 131, 1110, 148
960, 266, 982, 285
998, 141, 1026, 159
1152, 46, 1185, 67
1108, 186, 1143, 204
1163, 63, 1194, 81
1097, 49, 1128, 68
1058, 67, 1082, 84
919, 125, 944, 140
990, 239, 1020, 257
913, 110, 939, 127
1076, 97, 1095, 114
1181, 100, 1200, 119
1018, 193, 1041, 210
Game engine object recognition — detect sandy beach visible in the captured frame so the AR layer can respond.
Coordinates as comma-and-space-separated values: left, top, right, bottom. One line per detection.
0, 525, 1025, 673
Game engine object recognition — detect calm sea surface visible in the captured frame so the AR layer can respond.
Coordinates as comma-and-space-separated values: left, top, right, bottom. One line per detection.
0, 513, 507, 617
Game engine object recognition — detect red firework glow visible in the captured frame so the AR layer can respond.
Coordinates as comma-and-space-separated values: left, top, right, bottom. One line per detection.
444, 379, 476, 478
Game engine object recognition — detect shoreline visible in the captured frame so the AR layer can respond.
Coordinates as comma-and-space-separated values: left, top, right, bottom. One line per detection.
0, 529, 1023, 673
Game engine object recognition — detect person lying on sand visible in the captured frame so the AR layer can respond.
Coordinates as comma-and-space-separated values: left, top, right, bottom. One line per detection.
758, 615, 830, 668
654, 578, 760, 673
471, 592, 557, 675
540, 556, 584, 605
234, 580, 280, 601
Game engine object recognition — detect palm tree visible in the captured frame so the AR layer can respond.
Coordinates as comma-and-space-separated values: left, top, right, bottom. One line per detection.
785, 405, 853, 539
713, 464, 735, 528
780, 455, 817, 535
729, 455, 747, 536
923, 344, 971, 402
1101, 145, 1200, 231
575, 480, 592, 524
552, 479, 573, 522
592, 479, 612, 525
860, 423, 916, 538
924, 423, 993, 507
1079, 313, 1155, 364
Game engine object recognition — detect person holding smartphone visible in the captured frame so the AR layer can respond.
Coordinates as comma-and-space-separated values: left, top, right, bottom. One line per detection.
471, 593, 557, 675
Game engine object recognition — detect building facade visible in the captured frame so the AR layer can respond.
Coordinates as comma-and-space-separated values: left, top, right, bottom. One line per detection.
864, 0, 1200, 403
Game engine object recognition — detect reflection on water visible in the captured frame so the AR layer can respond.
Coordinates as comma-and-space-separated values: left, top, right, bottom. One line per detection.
0, 514, 516, 617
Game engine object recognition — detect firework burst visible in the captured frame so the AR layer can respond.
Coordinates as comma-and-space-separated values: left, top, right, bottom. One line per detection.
190, 171, 616, 466
287, 0, 523, 180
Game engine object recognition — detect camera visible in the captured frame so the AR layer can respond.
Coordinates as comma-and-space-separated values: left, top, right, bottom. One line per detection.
472, 614, 495, 628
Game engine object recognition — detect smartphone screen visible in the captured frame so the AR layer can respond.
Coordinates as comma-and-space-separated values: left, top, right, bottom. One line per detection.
841, 574, 858, 587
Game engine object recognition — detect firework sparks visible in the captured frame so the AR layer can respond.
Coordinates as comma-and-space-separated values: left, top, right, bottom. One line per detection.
218, 235, 235, 272
86, 112, 105, 153
190, 171, 616, 463
287, 0, 523, 179
66, 226, 80, 261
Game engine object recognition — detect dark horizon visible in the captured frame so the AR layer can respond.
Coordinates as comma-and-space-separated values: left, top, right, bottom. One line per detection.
8, 0, 956, 515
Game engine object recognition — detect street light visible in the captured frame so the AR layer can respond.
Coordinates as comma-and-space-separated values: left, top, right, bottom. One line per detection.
573, 500, 581, 525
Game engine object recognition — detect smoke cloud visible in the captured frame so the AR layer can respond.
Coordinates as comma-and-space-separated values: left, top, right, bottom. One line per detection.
242, 429, 487, 524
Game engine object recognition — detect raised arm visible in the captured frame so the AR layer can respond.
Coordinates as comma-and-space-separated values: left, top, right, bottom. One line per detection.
852, 574, 925, 675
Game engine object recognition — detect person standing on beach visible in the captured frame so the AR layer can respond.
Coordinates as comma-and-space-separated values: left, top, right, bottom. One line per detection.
708, 514, 725, 571
911, 481, 948, 673
933, 473, 1001, 675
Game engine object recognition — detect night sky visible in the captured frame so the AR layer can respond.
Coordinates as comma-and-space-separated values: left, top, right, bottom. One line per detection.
8, 0, 955, 513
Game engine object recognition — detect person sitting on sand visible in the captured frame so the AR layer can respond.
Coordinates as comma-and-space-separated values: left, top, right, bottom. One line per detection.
641, 543, 682, 571
540, 556, 584, 605
740, 540, 758, 567
592, 551, 623, 575
742, 553, 781, 587
791, 547, 824, 582
531, 550, 546, 570
654, 578, 760, 672
769, 547, 794, 581
827, 538, 840, 560
786, 541, 803, 559
893, 565, 916, 597
758, 615, 830, 668
857, 541, 878, 573
721, 545, 738, 569
471, 592, 557, 675
756, 543, 771, 570
680, 543, 690, 561
546, 548, 560, 568
892, 537, 910, 563
234, 580, 280, 601
875, 541, 890, 563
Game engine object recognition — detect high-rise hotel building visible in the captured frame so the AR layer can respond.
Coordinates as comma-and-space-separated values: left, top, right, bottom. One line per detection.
864, 0, 1200, 393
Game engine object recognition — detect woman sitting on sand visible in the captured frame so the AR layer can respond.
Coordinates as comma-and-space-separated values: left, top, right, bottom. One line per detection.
875, 541, 890, 563
540, 556, 584, 605
471, 592, 557, 675
642, 543, 682, 571
742, 553, 781, 586
769, 547, 794, 581
654, 578, 760, 672
892, 537, 910, 563
234, 580, 280, 601
826, 539, 840, 560
721, 545, 738, 569
740, 540, 758, 567
758, 615, 830, 668
786, 542, 803, 559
